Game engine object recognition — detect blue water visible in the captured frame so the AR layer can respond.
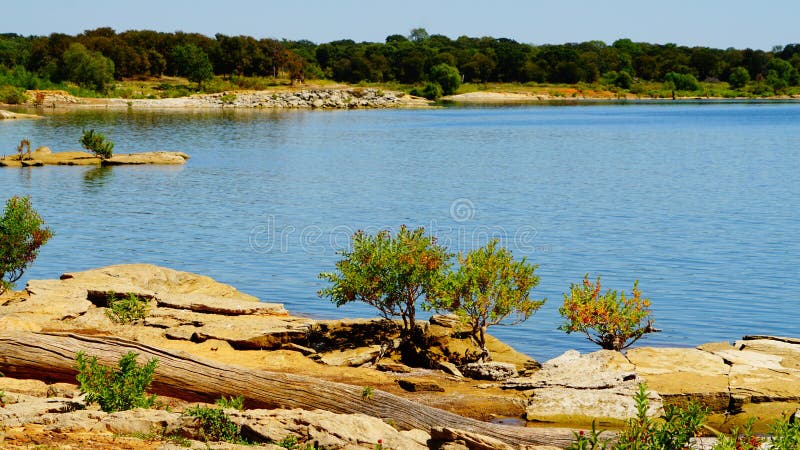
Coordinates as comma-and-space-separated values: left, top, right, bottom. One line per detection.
1, 102, 799, 361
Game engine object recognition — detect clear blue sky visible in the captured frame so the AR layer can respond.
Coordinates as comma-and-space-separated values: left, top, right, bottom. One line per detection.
2, 0, 797, 50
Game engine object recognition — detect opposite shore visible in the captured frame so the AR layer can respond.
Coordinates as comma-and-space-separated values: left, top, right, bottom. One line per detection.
4, 86, 800, 113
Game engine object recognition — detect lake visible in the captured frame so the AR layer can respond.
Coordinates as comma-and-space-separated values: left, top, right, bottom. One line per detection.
1, 101, 799, 361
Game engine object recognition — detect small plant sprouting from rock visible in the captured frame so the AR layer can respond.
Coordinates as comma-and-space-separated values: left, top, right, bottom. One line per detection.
75, 351, 158, 413
80, 129, 114, 159
559, 275, 659, 351
16, 139, 30, 161
0, 196, 53, 295
105, 292, 149, 324
361, 386, 374, 400
277, 435, 316, 449
185, 405, 244, 443
215, 394, 244, 410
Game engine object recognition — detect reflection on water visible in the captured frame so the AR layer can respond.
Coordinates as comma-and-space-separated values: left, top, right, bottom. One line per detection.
82, 166, 113, 190
1, 104, 799, 360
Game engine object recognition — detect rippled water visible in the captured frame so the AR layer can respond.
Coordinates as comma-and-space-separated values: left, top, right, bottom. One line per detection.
1, 102, 799, 361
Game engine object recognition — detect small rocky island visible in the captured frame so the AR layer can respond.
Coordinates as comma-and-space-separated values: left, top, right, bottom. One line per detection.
1, 265, 799, 449
0, 147, 190, 167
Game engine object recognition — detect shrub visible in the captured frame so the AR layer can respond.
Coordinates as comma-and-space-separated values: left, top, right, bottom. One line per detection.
600, 71, 633, 89
430, 239, 545, 361
75, 351, 158, 413
0, 84, 28, 104
559, 275, 658, 351
105, 292, 149, 324
185, 405, 243, 443
421, 82, 443, 100
664, 72, 700, 91
766, 414, 800, 450
215, 394, 244, 410
0, 196, 53, 294
80, 129, 114, 159
712, 418, 762, 450
62, 43, 115, 92
318, 225, 450, 344
429, 63, 461, 95
728, 66, 750, 90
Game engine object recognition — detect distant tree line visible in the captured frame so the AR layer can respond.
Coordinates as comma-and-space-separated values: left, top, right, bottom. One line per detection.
2, 27, 800, 94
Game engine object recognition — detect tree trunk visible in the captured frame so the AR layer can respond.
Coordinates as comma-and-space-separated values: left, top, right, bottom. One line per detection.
0, 331, 584, 447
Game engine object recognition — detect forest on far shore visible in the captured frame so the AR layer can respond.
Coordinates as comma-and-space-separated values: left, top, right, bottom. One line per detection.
2, 27, 799, 101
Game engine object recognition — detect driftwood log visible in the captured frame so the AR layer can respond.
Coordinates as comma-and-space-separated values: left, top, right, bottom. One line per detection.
0, 331, 585, 447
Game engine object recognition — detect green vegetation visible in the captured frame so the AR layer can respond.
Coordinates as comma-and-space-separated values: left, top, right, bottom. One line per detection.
430, 239, 545, 361
172, 44, 214, 89
185, 405, 244, 443
318, 225, 450, 343
105, 292, 149, 324
215, 394, 245, 410
559, 275, 658, 351
2, 27, 800, 98
361, 386, 374, 400
0, 196, 53, 294
75, 351, 158, 412
277, 435, 316, 449
80, 129, 114, 159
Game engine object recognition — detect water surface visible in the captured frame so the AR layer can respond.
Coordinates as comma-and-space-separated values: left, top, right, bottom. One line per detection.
1, 102, 798, 361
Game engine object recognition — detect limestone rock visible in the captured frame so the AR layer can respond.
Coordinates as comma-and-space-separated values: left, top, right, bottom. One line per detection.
155, 293, 287, 316
376, 361, 412, 373
0, 397, 86, 427
438, 361, 464, 378
430, 426, 514, 450
93, 409, 183, 435
317, 345, 382, 367
103, 151, 190, 165
396, 379, 445, 392
233, 408, 429, 450
505, 350, 659, 425
461, 362, 518, 381
626, 347, 730, 411
59, 264, 260, 303
0, 378, 49, 397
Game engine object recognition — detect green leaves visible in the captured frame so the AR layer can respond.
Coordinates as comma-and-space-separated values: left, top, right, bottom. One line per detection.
318, 225, 450, 338
75, 351, 157, 413
0, 196, 53, 294
79, 129, 114, 159
431, 238, 545, 360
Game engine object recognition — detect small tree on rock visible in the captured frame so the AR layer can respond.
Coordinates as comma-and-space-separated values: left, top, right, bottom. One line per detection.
0, 196, 53, 294
430, 239, 545, 361
559, 275, 658, 351
318, 225, 450, 344
80, 129, 114, 159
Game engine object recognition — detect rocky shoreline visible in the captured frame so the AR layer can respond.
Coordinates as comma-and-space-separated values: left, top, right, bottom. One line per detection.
12, 88, 431, 110
1, 264, 799, 449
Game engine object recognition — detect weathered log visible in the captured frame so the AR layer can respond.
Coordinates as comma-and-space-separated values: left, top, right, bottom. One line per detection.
0, 331, 586, 447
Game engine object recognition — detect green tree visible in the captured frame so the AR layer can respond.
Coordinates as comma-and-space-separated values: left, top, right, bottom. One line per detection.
318, 226, 450, 343
172, 43, 214, 89
431, 239, 545, 361
664, 71, 700, 91
0, 196, 53, 294
728, 66, 751, 89
429, 63, 461, 95
61, 42, 115, 91
75, 351, 158, 413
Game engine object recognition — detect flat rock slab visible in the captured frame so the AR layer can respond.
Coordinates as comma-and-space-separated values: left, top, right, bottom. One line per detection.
0, 109, 40, 119
396, 379, 445, 392
0, 150, 189, 167
626, 347, 731, 411
103, 151, 190, 165
316, 345, 382, 367
155, 293, 287, 316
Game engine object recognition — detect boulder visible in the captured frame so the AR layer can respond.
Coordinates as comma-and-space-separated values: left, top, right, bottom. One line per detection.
430, 427, 514, 450
376, 361, 412, 373
461, 362, 518, 381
